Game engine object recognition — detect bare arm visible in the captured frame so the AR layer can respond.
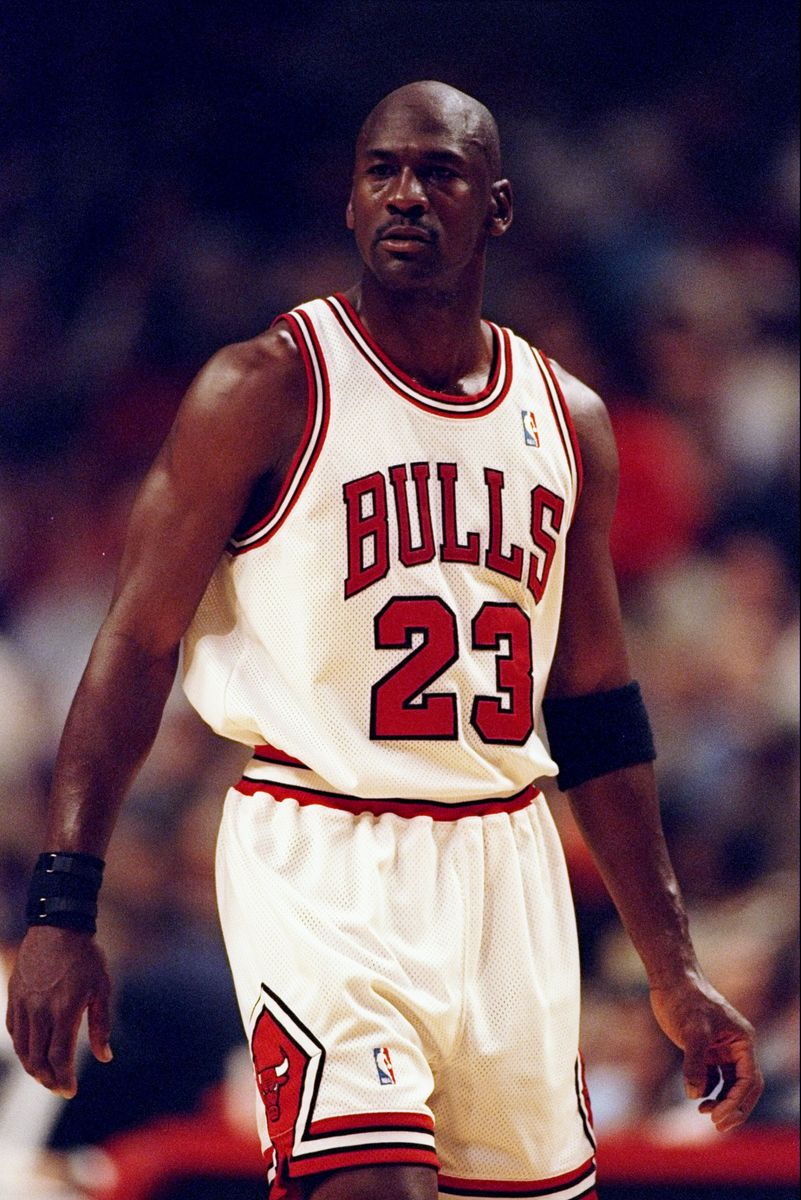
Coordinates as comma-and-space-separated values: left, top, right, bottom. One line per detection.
547, 369, 763, 1131
6, 324, 308, 1096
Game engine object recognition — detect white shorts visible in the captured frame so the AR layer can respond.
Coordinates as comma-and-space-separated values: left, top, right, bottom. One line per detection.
216, 772, 597, 1200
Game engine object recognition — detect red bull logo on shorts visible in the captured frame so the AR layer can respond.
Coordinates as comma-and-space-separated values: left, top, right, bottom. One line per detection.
251, 994, 317, 1141
373, 1045, 396, 1085
257, 1052, 291, 1123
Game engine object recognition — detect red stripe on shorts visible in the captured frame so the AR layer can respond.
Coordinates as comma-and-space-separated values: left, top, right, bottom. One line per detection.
309, 1111, 435, 1136
438, 1154, 596, 1195
290, 1143, 439, 1178
233, 777, 540, 820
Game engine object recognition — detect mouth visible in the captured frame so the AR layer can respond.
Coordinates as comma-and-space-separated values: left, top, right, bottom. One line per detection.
378, 226, 434, 251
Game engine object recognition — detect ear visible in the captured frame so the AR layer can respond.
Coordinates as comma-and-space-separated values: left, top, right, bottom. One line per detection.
346, 192, 355, 231
487, 179, 513, 238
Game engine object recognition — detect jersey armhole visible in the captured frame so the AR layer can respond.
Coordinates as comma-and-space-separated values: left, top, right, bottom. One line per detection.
527, 346, 584, 524
542, 354, 584, 511
227, 310, 331, 554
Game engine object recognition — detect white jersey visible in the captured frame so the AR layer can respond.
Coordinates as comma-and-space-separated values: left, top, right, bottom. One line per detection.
182, 294, 582, 804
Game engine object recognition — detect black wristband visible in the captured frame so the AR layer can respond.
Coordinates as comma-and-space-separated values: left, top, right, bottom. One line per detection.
542, 680, 656, 791
26, 852, 105, 934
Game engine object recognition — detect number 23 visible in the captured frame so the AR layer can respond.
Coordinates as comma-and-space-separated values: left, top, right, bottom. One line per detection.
370, 596, 534, 744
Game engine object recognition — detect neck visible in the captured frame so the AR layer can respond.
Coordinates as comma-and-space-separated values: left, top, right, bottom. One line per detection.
348, 268, 490, 395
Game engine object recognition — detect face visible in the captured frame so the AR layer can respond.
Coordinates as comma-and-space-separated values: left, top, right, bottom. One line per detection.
347, 99, 511, 292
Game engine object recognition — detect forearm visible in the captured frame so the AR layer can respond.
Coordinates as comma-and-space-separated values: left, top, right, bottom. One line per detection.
566, 761, 699, 987
45, 621, 179, 856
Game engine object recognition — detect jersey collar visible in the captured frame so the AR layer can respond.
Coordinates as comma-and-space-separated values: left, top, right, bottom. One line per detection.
326, 293, 513, 417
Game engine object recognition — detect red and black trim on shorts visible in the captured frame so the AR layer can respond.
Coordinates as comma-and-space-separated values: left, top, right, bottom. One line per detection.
326, 293, 514, 418
575, 1053, 596, 1153
438, 1156, 597, 1199
227, 308, 331, 554
234, 773, 541, 821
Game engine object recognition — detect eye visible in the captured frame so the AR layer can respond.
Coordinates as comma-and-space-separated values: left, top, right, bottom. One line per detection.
366, 163, 395, 179
424, 165, 457, 183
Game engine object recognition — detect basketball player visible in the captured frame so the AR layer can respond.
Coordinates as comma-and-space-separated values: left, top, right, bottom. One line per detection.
7, 83, 762, 1200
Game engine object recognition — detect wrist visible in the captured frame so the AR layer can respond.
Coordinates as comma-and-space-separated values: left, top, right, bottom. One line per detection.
25, 851, 105, 935
647, 961, 703, 992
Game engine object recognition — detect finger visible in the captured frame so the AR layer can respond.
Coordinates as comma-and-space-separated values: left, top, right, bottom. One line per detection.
702, 1065, 722, 1098
682, 1042, 709, 1099
699, 1054, 763, 1124
26, 1006, 58, 1091
7, 1001, 30, 1068
88, 992, 113, 1064
715, 1061, 738, 1100
706, 1071, 764, 1132
699, 1087, 751, 1115
711, 1094, 759, 1132
46, 1008, 82, 1098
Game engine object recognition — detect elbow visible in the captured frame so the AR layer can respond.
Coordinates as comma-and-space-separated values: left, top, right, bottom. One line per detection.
95, 612, 182, 674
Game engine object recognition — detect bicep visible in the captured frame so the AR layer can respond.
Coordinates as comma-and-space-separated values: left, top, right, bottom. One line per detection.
106, 443, 250, 654
547, 388, 631, 696
104, 336, 303, 654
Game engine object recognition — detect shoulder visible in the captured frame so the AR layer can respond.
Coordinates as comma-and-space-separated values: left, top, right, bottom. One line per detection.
548, 359, 613, 446
545, 359, 619, 528
188, 321, 306, 415
547, 358, 618, 489
172, 321, 308, 447
161, 320, 309, 485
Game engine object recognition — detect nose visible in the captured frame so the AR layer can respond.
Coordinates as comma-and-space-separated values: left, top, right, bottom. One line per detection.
387, 166, 429, 215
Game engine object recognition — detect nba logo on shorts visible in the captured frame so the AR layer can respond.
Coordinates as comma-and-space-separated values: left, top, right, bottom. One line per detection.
521, 410, 540, 446
373, 1046, 396, 1085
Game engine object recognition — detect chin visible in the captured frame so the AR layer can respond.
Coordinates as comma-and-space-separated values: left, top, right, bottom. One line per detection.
369, 258, 440, 292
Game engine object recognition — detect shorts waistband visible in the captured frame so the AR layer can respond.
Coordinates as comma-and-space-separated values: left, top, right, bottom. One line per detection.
234, 773, 540, 820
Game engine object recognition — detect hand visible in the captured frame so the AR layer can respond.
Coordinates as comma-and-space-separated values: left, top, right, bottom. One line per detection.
649, 973, 763, 1132
5, 926, 113, 1097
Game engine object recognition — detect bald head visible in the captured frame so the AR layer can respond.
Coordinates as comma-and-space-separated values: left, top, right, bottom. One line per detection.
358, 81, 502, 179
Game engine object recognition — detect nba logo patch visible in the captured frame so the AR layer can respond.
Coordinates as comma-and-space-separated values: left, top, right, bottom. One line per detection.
373, 1046, 396, 1085
522, 410, 540, 446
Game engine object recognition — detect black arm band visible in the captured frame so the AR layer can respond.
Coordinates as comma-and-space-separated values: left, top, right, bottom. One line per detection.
542, 680, 656, 792
25, 852, 105, 934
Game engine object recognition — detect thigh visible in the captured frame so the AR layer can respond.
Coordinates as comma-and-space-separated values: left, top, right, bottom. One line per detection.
306, 1164, 439, 1199
432, 800, 598, 1195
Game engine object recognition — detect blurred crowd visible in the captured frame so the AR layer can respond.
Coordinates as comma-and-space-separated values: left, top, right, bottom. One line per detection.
0, 3, 798, 1196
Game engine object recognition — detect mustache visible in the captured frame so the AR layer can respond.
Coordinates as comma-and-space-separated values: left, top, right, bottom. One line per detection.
373, 218, 437, 246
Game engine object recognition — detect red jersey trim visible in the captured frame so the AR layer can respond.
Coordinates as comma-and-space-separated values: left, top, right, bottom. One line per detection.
227, 310, 331, 554
308, 1111, 434, 1136
253, 743, 310, 769
267, 1125, 438, 1196
326, 293, 513, 418
289, 1143, 439, 1178
331, 291, 502, 403
575, 1053, 596, 1152
286, 1108, 438, 1181
234, 776, 540, 820
529, 346, 571, 476
542, 354, 584, 507
439, 1188, 596, 1200
527, 345, 582, 527
438, 1155, 596, 1197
